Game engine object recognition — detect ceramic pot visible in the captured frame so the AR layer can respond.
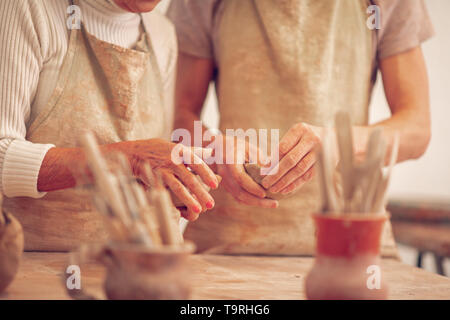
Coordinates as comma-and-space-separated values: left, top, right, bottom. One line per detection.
305, 213, 389, 300
0, 210, 24, 293
67, 241, 195, 300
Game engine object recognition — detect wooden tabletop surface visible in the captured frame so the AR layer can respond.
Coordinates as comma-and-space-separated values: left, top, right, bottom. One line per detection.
1, 252, 449, 300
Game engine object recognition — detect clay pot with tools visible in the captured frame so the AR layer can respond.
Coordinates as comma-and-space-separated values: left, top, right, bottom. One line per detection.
66, 241, 195, 300
305, 213, 389, 300
0, 193, 24, 293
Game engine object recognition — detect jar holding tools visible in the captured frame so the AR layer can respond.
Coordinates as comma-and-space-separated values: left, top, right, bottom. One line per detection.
65, 132, 195, 300
0, 193, 24, 294
305, 112, 399, 300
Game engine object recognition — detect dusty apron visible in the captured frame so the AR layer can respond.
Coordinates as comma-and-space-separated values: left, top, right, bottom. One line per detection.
3, 2, 166, 251
185, 0, 397, 257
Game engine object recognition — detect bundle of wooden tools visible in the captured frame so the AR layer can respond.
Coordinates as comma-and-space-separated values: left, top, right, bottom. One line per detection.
317, 112, 399, 214
80, 132, 184, 247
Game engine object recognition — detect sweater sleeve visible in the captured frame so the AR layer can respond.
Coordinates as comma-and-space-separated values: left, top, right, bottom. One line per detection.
0, 0, 55, 198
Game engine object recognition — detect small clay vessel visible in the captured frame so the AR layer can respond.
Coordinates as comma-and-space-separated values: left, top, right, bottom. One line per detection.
305, 213, 389, 300
67, 241, 195, 300
103, 243, 194, 300
0, 194, 24, 293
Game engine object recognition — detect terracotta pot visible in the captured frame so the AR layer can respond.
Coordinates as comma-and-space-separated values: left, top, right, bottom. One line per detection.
0, 210, 24, 293
305, 213, 389, 300
67, 241, 195, 300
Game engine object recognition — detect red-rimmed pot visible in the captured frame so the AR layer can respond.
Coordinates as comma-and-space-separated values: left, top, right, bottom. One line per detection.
305, 213, 389, 300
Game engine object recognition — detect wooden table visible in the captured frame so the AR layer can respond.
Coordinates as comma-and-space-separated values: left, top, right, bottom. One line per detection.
1, 253, 449, 300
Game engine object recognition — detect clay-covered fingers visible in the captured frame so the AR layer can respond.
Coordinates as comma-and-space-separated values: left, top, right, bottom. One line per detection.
219, 166, 278, 208
268, 151, 317, 194
178, 207, 201, 221
181, 146, 219, 189
262, 125, 320, 189
279, 165, 316, 195
233, 189, 278, 208
229, 164, 266, 198
261, 139, 315, 188
174, 165, 215, 212
161, 171, 203, 215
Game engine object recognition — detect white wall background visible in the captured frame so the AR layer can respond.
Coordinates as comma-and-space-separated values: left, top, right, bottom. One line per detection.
157, 0, 450, 274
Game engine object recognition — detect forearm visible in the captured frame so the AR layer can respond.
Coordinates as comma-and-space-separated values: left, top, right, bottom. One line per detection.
351, 113, 429, 165
369, 46, 431, 163
331, 109, 430, 166
320, 48, 431, 165
37, 147, 88, 192
173, 53, 215, 147
174, 108, 203, 135
368, 107, 430, 163
173, 107, 208, 147
37, 143, 118, 192
311, 107, 429, 167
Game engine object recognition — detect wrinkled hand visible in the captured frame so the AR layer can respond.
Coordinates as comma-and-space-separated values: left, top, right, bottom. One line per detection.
215, 135, 278, 208
261, 123, 322, 195
107, 138, 219, 221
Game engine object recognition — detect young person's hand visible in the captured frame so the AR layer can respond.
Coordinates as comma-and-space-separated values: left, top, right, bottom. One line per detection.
215, 135, 278, 208
261, 123, 321, 195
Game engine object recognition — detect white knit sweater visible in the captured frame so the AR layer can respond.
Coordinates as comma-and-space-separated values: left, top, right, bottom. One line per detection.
0, 0, 176, 198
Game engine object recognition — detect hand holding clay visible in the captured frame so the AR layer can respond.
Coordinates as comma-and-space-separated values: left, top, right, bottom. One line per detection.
106, 139, 219, 220
215, 135, 278, 209
261, 123, 321, 196
244, 163, 287, 200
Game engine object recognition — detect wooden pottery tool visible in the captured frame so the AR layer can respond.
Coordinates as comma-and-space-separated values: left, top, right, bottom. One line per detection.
335, 111, 355, 212
372, 133, 399, 213
316, 131, 340, 213
333, 112, 393, 214
70, 132, 196, 300
306, 112, 399, 300
80, 132, 184, 245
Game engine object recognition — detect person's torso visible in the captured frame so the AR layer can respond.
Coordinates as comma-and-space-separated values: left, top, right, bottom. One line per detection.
4, 1, 171, 251
29, 0, 175, 130
185, 0, 397, 257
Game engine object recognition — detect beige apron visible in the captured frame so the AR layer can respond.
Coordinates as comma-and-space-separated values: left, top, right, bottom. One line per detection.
3, 2, 166, 251
185, 0, 397, 257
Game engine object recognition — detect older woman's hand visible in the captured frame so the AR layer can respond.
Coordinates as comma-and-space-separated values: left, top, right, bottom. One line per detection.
107, 138, 219, 221
261, 123, 322, 195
